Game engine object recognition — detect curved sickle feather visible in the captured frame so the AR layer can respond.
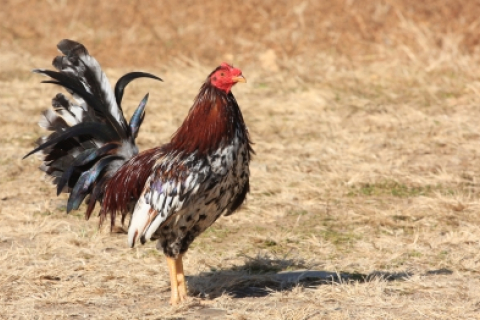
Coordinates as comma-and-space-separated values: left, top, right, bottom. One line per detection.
129, 93, 149, 140
114, 72, 162, 108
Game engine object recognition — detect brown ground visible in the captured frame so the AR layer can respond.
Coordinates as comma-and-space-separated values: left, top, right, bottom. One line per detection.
1, 1, 480, 319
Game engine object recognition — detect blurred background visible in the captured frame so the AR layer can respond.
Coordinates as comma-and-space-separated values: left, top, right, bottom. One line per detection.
1, 0, 478, 75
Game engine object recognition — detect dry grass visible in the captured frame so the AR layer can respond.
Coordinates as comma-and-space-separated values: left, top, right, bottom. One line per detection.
1, 1, 480, 319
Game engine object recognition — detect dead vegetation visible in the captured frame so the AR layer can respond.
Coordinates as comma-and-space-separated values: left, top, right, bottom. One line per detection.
1, 1, 480, 319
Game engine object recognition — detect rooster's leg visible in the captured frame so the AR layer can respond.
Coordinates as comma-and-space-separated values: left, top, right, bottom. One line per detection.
175, 254, 188, 301
166, 255, 187, 305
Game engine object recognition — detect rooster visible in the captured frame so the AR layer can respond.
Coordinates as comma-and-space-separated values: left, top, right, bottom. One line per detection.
25, 40, 253, 305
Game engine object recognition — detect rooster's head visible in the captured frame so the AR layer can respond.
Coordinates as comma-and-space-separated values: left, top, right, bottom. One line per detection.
210, 62, 246, 93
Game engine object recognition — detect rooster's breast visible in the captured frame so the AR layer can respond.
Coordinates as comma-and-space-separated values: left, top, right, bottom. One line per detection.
132, 134, 250, 258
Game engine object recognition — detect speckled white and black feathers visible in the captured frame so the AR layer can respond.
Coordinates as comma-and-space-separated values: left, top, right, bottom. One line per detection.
128, 131, 251, 257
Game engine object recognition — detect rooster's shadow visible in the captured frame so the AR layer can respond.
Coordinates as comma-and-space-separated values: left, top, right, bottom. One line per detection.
186, 256, 453, 299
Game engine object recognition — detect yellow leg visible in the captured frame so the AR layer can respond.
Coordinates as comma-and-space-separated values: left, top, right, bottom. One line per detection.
166, 255, 188, 305
176, 254, 188, 301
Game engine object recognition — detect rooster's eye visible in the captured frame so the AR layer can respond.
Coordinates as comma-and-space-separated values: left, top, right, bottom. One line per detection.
220, 72, 225, 77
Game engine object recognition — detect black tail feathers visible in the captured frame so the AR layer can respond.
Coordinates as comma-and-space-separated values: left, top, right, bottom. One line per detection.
25, 39, 162, 217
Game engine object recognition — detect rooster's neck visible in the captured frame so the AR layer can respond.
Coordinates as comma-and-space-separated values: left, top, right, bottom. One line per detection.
169, 83, 245, 156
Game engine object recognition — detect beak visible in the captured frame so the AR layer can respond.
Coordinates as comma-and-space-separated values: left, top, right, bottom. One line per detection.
232, 75, 247, 83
